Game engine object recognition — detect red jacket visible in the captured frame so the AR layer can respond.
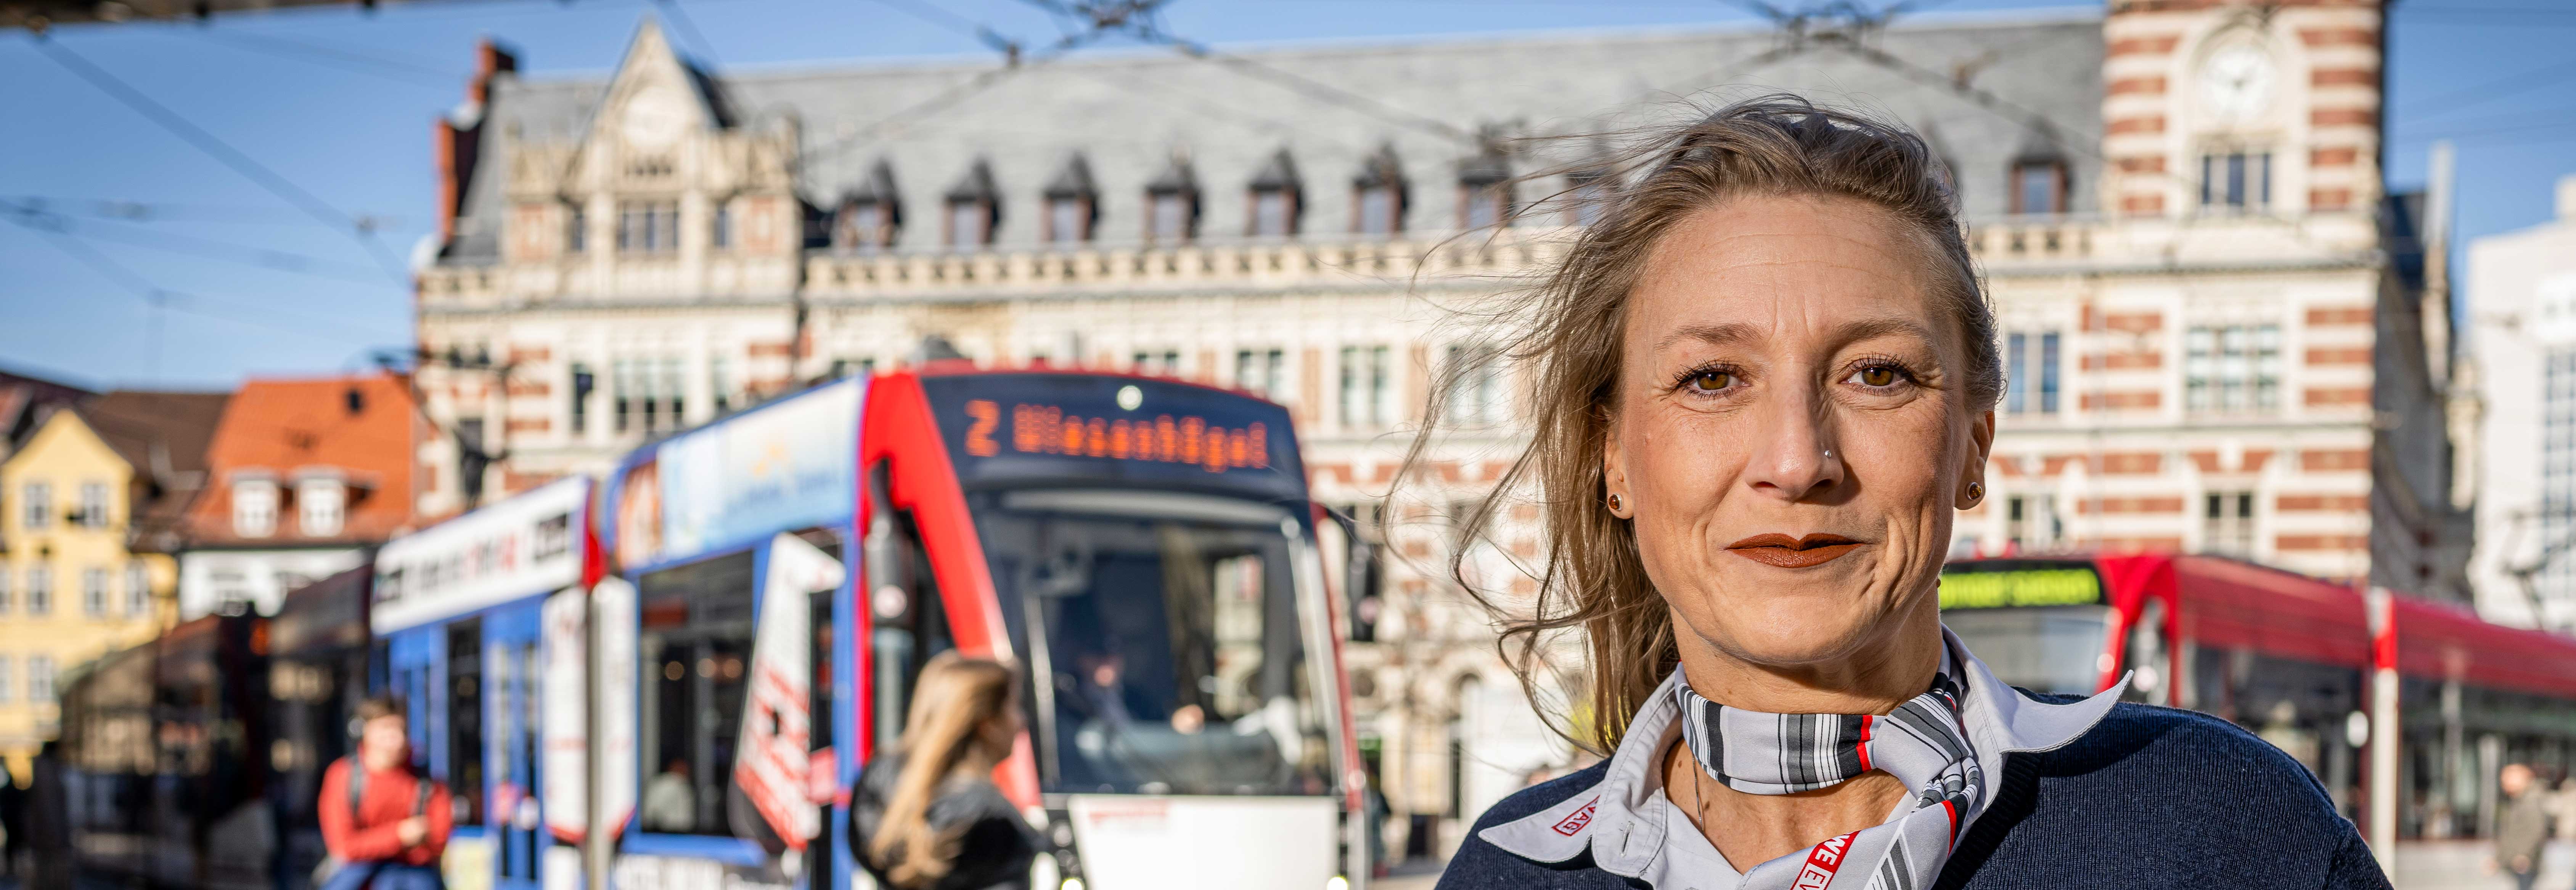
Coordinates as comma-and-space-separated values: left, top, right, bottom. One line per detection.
318, 758, 455, 866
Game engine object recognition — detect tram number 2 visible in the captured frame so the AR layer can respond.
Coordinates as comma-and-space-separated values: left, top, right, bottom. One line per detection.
965, 400, 1001, 457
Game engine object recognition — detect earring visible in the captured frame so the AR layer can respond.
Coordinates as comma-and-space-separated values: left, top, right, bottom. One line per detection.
1607, 492, 1624, 513
1966, 481, 1985, 503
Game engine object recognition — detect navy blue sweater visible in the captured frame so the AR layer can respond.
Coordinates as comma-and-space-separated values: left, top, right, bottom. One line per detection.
1438, 700, 2390, 889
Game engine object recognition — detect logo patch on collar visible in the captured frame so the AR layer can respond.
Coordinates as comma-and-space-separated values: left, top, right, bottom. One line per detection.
1552, 797, 1601, 836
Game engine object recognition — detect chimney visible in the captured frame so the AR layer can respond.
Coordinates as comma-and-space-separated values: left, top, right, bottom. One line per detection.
435, 38, 521, 247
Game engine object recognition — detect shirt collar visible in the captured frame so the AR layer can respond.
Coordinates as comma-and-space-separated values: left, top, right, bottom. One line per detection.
1476, 625, 2128, 885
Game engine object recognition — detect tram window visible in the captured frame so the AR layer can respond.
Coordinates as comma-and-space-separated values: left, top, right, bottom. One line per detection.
448, 618, 485, 826
638, 549, 758, 837
868, 504, 953, 756
974, 491, 1332, 797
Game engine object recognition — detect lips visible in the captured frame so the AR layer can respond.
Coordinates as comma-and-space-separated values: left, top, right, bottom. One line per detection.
1726, 532, 1863, 569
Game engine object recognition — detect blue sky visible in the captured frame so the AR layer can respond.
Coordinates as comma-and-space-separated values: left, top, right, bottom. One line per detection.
2, 0, 2569, 391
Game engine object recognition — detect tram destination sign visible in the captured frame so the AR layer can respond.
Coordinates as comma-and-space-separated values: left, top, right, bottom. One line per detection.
1936, 561, 2106, 610
922, 372, 1309, 504
374, 476, 589, 633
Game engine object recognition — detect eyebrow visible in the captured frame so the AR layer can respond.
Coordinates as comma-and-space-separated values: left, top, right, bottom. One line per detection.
1654, 317, 1942, 353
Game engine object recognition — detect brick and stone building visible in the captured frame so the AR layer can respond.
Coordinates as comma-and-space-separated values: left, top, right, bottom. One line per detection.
2467, 176, 2576, 631
411, 0, 2458, 848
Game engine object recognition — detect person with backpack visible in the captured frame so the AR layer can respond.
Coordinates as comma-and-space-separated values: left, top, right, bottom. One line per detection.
316, 696, 452, 890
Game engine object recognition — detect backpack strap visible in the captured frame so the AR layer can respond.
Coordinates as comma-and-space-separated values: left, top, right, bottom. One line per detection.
412, 776, 434, 817
344, 756, 368, 821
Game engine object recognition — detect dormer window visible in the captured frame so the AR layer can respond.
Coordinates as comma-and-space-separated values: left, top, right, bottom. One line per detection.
945, 159, 1001, 251
711, 200, 733, 250
297, 475, 345, 537
232, 476, 277, 538
835, 160, 903, 253
1458, 146, 1512, 231
1248, 149, 1303, 238
1145, 153, 1200, 245
2011, 160, 2068, 215
566, 205, 588, 253
1353, 145, 1407, 236
1042, 153, 1098, 245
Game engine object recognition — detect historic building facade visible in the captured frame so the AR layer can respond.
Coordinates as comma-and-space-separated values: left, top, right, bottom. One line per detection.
415, 0, 2453, 849
2467, 176, 2576, 631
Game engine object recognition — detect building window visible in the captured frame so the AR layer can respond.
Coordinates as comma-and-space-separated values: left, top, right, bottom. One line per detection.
24, 566, 46, 616
21, 481, 50, 530
1340, 345, 1393, 428
615, 357, 688, 435
710, 201, 732, 250
710, 358, 734, 416
0, 657, 12, 704
298, 478, 345, 537
1248, 149, 1302, 238
1042, 153, 1099, 245
619, 201, 681, 253
567, 205, 588, 253
2004, 331, 2062, 415
1445, 344, 1507, 425
2012, 160, 2067, 215
25, 656, 47, 704
571, 363, 596, 435
82, 568, 106, 617
0, 569, 11, 613
2184, 324, 2282, 412
1046, 196, 1092, 245
1236, 348, 1288, 403
124, 561, 148, 617
1149, 192, 1197, 244
233, 478, 277, 538
945, 159, 1001, 251
1459, 146, 1511, 231
2204, 491, 2256, 555
1353, 147, 1407, 236
77, 482, 108, 529
837, 200, 893, 252
2198, 151, 2272, 211
1568, 169, 1613, 227
2006, 494, 2059, 551
2546, 351, 2576, 599
1133, 350, 1183, 377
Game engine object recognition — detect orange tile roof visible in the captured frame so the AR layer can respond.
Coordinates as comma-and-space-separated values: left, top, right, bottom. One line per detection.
183, 374, 423, 547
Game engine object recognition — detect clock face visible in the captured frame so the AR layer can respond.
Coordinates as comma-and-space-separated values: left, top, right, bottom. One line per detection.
2198, 44, 2276, 120
619, 86, 687, 149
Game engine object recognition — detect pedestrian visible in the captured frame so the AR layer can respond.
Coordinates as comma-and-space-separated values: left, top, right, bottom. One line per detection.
23, 742, 69, 890
2497, 763, 2549, 890
1421, 96, 2388, 888
315, 696, 452, 890
850, 653, 1037, 890
0, 759, 21, 879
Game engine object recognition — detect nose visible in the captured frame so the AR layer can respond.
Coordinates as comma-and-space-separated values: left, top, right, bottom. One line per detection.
1742, 380, 1843, 503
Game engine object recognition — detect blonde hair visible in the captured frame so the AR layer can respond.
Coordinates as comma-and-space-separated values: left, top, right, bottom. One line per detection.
869, 653, 1018, 889
1409, 95, 2001, 755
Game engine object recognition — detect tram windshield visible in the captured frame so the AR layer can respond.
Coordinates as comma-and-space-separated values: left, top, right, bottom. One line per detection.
1939, 605, 2114, 696
974, 488, 1333, 797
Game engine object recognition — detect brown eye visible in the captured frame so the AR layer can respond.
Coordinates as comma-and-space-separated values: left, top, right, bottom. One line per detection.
1689, 371, 1731, 391
1857, 366, 1898, 387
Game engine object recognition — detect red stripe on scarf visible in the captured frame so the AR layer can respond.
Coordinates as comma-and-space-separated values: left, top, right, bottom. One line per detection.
1855, 714, 1874, 773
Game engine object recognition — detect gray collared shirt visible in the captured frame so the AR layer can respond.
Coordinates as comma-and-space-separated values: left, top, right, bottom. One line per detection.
1477, 627, 2126, 890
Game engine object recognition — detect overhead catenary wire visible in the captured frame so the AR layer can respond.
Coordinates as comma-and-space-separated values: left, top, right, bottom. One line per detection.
652, 0, 725, 69
2, 194, 410, 228
32, 35, 413, 285
2398, 57, 2576, 119
1, 199, 400, 284
2, 218, 408, 347
192, 28, 456, 87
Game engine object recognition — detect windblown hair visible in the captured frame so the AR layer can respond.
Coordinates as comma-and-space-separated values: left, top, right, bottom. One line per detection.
355, 695, 405, 725
1403, 95, 2003, 755
868, 653, 1018, 889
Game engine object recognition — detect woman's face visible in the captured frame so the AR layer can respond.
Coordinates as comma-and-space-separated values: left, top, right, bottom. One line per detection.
1604, 193, 1993, 669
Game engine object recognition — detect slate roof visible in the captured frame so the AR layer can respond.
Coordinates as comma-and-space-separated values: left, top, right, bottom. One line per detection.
444, 10, 2105, 262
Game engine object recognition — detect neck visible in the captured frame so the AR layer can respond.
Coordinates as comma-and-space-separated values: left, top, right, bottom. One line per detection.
1673, 597, 1944, 716
1663, 598, 1948, 871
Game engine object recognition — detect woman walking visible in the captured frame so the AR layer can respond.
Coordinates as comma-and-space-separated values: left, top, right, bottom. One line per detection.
851, 653, 1039, 890
1429, 96, 2386, 888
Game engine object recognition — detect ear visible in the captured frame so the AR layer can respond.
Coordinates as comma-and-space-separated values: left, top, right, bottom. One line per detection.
1602, 410, 1632, 518
1956, 408, 1995, 509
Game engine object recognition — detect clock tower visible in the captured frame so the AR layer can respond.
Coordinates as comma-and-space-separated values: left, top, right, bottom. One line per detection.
2102, 0, 2385, 220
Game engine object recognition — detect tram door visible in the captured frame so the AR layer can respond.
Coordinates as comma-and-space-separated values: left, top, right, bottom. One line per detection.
486, 603, 547, 890
384, 629, 442, 768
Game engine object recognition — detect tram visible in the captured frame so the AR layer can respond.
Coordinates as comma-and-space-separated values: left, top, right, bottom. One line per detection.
55, 612, 271, 890
598, 368, 1363, 890
1940, 553, 2576, 840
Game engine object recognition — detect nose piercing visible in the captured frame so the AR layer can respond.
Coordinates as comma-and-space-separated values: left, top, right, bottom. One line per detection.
1822, 448, 1834, 459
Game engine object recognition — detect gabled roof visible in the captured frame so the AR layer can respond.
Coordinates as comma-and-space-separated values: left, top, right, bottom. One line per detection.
945, 158, 1000, 203
1044, 153, 1098, 200
181, 374, 420, 548
77, 390, 231, 552
1146, 152, 1198, 195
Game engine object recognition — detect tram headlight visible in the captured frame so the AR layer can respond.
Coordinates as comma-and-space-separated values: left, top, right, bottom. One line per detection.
1061, 879, 1085, 890
1326, 876, 1349, 890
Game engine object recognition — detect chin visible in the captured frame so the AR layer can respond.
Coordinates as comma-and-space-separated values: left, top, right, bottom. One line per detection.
1693, 568, 1901, 667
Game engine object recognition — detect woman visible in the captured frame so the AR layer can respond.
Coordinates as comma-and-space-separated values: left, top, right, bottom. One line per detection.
852, 654, 1038, 890
1430, 98, 2386, 888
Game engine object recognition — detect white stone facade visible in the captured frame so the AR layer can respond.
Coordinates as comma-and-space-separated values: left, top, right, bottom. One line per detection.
413, 2, 2459, 838
2468, 176, 2576, 630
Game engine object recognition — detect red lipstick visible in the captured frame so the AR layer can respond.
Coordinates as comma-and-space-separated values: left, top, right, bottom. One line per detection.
1726, 533, 1862, 568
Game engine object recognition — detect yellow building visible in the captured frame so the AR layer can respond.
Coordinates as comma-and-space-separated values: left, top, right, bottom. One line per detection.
0, 393, 223, 779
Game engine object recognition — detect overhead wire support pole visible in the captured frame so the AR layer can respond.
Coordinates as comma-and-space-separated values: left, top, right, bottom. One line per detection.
32, 35, 414, 285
